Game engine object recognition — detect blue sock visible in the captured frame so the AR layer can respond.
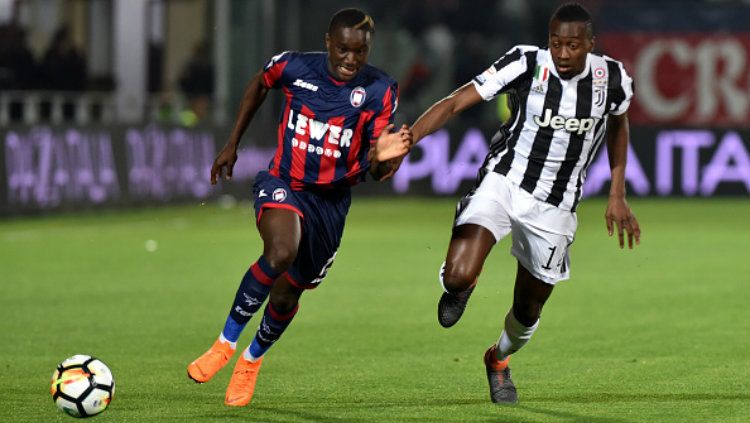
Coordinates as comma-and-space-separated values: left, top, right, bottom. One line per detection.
247, 302, 299, 360
221, 256, 280, 343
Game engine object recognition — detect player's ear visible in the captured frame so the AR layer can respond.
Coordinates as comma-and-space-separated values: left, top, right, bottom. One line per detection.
325, 33, 331, 50
588, 35, 595, 52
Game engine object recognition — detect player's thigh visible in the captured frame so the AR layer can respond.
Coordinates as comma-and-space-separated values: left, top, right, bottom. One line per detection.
253, 171, 303, 258
443, 173, 513, 283
454, 172, 513, 243
285, 190, 350, 289
259, 208, 301, 246
444, 224, 497, 282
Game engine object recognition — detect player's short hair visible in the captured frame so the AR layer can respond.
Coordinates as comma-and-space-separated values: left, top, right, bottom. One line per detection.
328, 8, 375, 35
550, 3, 593, 38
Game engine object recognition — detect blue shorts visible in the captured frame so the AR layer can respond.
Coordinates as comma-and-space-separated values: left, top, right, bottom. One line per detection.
252, 171, 351, 289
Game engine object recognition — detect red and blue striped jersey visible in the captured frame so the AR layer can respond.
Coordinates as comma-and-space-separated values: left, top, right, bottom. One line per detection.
261, 51, 399, 190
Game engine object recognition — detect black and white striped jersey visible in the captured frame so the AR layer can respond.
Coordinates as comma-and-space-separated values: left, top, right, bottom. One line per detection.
472, 45, 634, 211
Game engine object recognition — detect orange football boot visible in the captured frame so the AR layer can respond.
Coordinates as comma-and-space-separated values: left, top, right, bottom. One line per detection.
224, 356, 264, 407
187, 339, 235, 383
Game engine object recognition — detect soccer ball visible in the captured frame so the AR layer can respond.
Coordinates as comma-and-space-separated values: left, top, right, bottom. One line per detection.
50, 355, 115, 418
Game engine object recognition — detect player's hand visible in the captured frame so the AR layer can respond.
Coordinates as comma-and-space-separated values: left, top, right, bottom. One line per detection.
210, 144, 239, 185
605, 195, 641, 249
372, 124, 412, 162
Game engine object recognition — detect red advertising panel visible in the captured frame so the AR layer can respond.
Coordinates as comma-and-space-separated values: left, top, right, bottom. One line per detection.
599, 33, 750, 127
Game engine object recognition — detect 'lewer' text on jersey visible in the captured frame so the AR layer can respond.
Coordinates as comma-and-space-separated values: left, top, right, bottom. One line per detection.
262, 51, 398, 190
472, 45, 634, 211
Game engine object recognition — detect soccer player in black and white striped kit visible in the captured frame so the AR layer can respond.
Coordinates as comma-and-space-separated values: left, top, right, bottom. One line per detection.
406, 3, 641, 403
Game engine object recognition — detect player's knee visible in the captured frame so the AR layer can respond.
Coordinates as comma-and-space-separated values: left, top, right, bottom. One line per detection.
264, 245, 297, 272
441, 263, 478, 293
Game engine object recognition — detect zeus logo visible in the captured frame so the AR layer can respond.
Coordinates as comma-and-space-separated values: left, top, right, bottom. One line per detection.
293, 79, 319, 92
533, 108, 597, 135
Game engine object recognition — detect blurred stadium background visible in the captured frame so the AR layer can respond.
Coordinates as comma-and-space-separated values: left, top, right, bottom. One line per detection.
1, 0, 749, 213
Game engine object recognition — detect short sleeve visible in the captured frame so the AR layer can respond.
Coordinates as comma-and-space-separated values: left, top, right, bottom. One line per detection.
368, 80, 398, 142
606, 58, 634, 116
472, 46, 535, 101
262, 51, 293, 89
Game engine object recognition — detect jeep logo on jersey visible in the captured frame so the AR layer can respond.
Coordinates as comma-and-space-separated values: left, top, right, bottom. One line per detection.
350, 87, 366, 107
533, 108, 597, 135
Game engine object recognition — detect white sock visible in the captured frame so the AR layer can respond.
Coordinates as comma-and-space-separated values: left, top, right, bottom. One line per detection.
219, 333, 237, 349
438, 262, 449, 293
496, 309, 539, 360
243, 348, 261, 363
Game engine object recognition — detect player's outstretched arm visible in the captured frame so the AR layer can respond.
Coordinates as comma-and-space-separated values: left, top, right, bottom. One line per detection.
604, 112, 641, 249
411, 82, 483, 144
211, 70, 269, 184
369, 82, 483, 181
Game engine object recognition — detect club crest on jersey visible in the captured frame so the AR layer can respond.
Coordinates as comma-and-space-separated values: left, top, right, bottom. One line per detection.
272, 188, 287, 202
593, 66, 608, 91
594, 88, 605, 107
350, 87, 366, 107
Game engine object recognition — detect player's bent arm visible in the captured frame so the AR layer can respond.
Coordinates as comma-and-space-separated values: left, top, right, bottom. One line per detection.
605, 112, 629, 199
227, 70, 270, 149
603, 111, 641, 248
211, 71, 270, 184
411, 82, 483, 144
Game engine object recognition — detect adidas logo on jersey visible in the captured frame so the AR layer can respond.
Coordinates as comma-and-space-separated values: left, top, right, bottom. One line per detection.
293, 79, 319, 92
533, 108, 597, 135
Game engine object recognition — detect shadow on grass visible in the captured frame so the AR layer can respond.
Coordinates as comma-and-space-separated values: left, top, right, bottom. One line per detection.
193, 397, 508, 423
192, 392, 750, 423
531, 392, 750, 403
194, 398, 612, 423
512, 392, 750, 423
516, 404, 632, 423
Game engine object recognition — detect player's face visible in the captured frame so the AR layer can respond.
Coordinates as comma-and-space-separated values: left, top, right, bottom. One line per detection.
325, 26, 371, 82
548, 19, 594, 79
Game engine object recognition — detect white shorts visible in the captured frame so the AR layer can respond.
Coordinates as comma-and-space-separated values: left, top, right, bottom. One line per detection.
454, 172, 577, 285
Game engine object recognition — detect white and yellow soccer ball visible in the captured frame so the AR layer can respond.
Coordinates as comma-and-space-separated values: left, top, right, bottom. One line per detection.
50, 355, 115, 418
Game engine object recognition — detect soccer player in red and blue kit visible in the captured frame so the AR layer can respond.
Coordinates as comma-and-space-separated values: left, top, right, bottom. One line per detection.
187, 8, 410, 407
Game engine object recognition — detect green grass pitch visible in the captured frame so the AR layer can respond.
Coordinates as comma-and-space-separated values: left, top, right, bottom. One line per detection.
1, 197, 749, 422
